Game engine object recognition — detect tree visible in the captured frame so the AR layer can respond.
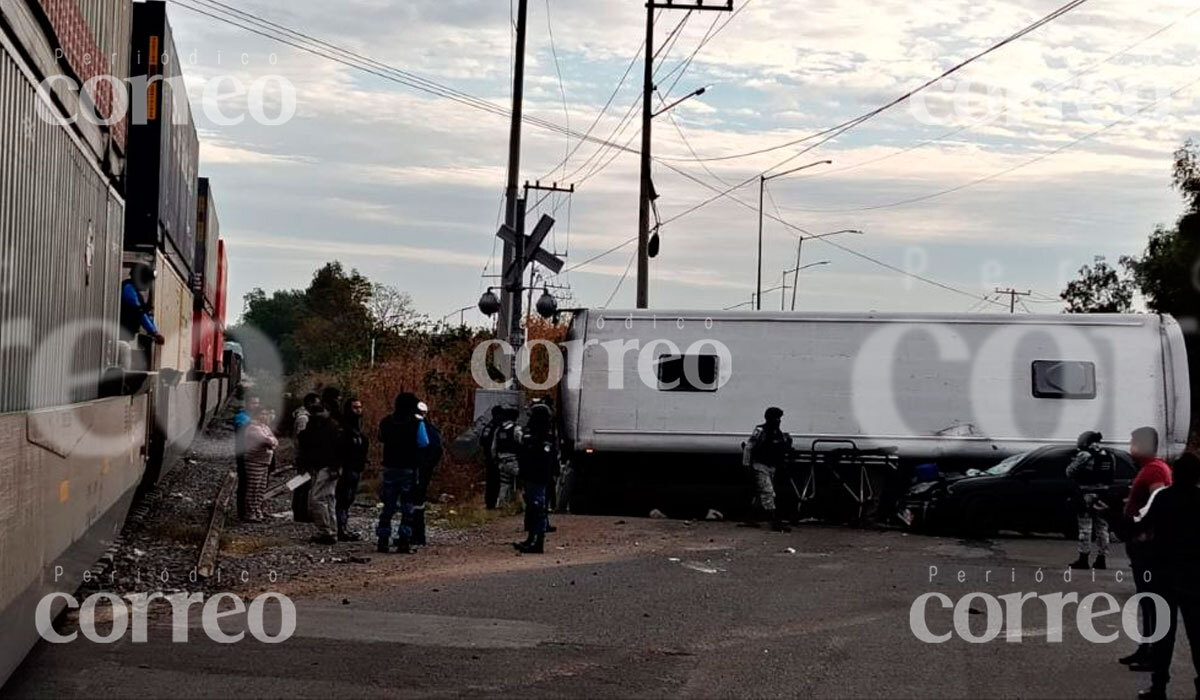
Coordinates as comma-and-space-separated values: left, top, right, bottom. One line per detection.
1124, 141, 1200, 317
368, 283, 421, 335
1060, 256, 1135, 313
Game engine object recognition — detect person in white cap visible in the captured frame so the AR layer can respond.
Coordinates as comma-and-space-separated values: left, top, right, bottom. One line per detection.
413, 400, 443, 546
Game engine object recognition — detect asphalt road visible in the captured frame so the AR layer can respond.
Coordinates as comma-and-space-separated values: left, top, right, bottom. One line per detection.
5, 517, 1195, 698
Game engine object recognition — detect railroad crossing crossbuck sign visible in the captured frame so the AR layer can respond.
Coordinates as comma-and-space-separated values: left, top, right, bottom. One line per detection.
497, 214, 564, 290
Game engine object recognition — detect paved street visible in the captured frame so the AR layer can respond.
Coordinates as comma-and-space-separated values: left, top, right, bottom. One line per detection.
5, 516, 1194, 698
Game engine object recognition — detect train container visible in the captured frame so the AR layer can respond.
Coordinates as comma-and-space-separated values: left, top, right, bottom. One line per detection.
0, 0, 151, 686
151, 249, 194, 373
6, 0, 131, 179
125, 0, 199, 281
191, 308, 216, 373
0, 19, 126, 414
34, 0, 132, 156
193, 178, 219, 312
215, 239, 229, 323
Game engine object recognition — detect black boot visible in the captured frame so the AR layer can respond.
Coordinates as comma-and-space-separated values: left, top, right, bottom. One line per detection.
768, 510, 791, 533
1092, 555, 1106, 570
516, 534, 544, 554
513, 533, 535, 551
1120, 646, 1151, 665
338, 528, 362, 542
394, 537, 412, 554
1069, 553, 1089, 569
376, 537, 390, 554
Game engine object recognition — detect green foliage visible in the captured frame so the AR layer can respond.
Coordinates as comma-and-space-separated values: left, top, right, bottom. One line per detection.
228, 261, 430, 374
1125, 141, 1200, 317
1060, 256, 1135, 313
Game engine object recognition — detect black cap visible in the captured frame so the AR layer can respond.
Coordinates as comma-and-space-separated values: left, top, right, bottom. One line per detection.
765, 407, 783, 421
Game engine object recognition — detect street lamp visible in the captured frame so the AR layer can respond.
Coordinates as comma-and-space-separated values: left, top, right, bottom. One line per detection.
781, 260, 830, 310
788, 229, 862, 311
757, 160, 832, 310
639, 85, 710, 308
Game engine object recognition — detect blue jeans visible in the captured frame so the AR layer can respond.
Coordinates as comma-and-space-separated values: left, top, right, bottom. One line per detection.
523, 482, 548, 536
376, 467, 416, 544
336, 469, 362, 533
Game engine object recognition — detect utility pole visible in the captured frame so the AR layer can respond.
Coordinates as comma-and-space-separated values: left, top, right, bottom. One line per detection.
995, 287, 1032, 314
756, 160, 831, 309
638, 1, 732, 309
499, 0, 529, 339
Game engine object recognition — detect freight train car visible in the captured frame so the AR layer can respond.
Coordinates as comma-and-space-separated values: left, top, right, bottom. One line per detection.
0, 0, 139, 684
1, 0, 235, 684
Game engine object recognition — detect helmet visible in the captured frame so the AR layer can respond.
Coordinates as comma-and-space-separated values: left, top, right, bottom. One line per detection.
764, 407, 783, 421
1076, 430, 1103, 450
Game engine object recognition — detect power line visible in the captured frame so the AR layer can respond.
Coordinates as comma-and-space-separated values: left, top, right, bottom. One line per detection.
603, 250, 638, 307
658, 0, 1094, 229
655, 158, 1009, 308
544, 0, 572, 180
779, 72, 1200, 214
776, 1, 1200, 188
657, 0, 1092, 165
172, 0, 642, 160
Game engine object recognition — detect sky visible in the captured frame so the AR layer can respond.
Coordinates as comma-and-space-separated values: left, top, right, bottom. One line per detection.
162, 0, 1200, 324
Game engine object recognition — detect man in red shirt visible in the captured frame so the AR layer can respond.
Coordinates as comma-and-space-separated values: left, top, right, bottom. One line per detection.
1120, 426, 1173, 670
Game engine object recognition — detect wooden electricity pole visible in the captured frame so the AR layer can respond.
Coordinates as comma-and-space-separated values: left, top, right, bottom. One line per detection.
995, 287, 1032, 313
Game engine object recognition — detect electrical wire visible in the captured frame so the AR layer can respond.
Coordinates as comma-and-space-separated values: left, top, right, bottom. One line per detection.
778, 72, 1200, 214
657, 0, 1092, 164
602, 250, 638, 308
172, 0, 641, 160
776, 1, 1200, 191
545, 0, 572, 181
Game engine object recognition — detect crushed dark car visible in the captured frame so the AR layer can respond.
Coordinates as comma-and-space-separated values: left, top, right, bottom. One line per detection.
898, 445, 1136, 536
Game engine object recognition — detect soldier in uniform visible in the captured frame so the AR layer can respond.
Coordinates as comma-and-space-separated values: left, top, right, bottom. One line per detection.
514, 403, 556, 554
742, 407, 794, 532
1066, 430, 1115, 569
491, 407, 522, 508
480, 405, 506, 509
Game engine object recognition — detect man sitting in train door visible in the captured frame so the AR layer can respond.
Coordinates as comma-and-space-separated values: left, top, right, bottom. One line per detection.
1066, 430, 1115, 570
119, 264, 165, 371
743, 407, 794, 533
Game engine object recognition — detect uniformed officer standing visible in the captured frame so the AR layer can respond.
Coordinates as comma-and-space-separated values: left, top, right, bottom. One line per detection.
480, 405, 506, 509
742, 407, 794, 532
1066, 430, 1115, 569
514, 403, 556, 554
491, 408, 522, 508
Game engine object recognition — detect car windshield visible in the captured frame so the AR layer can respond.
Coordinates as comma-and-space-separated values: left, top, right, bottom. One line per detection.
985, 453, 1027, 476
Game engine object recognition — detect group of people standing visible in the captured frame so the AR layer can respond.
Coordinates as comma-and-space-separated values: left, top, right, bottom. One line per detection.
233, 388, 443, 547
1067, 427, 1200, 700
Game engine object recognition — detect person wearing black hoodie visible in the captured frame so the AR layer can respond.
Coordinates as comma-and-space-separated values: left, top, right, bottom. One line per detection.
1138, 452, 1200, 700
301, 397, 343, 545
514, 403, 556, 554
376, 392, 426, 554
336, 397, 369, 542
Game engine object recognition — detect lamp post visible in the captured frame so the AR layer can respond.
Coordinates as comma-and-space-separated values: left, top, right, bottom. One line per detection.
638, 85, 709, 308
789, 229, 862, 310
757, 160, 832, 309
782, 260, 830, 310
